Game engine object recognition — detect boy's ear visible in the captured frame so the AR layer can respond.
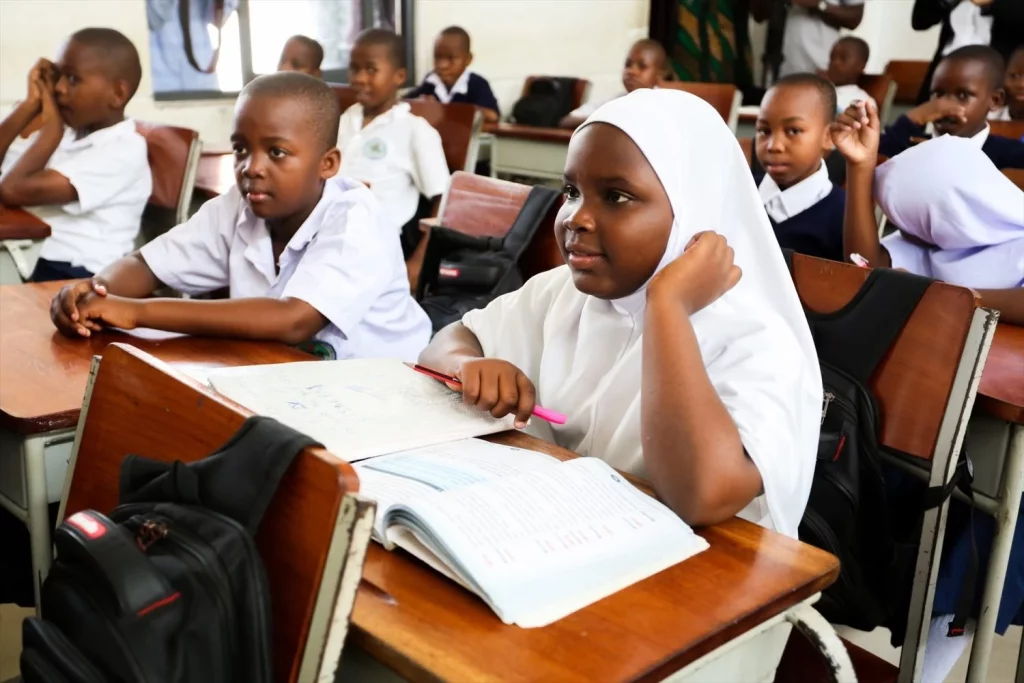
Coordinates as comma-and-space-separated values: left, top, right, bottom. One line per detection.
823, 124, 835, 152
989, 86, 1006, 112
110, 78, 131, 110
465, 51, 474, 67
393, 66, 408, 87
320, 147, 341, 179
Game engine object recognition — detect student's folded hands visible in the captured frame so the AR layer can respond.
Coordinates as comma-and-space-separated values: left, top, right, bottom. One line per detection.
452, 357, 537, 428
648, 231, 741, 316
832, 99, 880, 166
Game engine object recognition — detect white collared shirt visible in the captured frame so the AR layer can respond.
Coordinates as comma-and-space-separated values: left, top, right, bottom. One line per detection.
758, 160, 833, 224
139, 176, 432, 361
1, 119, 151, 274
780, 0, 866, 77
337, 102, 450, 234
989, 107, 1011, 122
425, 70, 471, 104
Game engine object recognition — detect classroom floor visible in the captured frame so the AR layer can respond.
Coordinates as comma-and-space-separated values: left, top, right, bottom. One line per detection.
0, 602, 1020, 681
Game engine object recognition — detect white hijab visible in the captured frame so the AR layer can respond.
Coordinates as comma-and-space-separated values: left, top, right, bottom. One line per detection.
877, 135, 1024, 288
462, 89, 821, 538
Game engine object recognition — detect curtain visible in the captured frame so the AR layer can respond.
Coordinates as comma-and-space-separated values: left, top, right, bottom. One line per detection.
650, 0, 754, 88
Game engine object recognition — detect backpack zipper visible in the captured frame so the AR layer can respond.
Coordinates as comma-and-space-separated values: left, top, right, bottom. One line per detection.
821, 391, 835, 425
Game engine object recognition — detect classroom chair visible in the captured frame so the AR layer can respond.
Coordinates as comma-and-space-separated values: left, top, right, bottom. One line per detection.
521, 75, 591, 112
135, 121, 202, 244
58, 344, 375, 683
859, 73, 897, 126
774, 253, 997, 683
405, 171, 562, 291
883, 60, 931, 122
407, 99, 485, 173
991, 119, 1024, 142
659, 81, 742, 132
0, 207, 49, 283
329, 83, 358, 114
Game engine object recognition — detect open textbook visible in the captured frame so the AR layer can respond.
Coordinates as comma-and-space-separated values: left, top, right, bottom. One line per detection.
354, 438, 709, 628
205, 360, 515, 461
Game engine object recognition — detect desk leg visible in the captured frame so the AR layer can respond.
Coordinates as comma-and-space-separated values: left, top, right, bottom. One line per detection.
969, 423, 1024, 683
23, 434, 52, 611
786, 604, 858, 683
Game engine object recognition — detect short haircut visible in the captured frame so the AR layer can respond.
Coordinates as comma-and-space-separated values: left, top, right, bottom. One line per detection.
68, 28, 142, 99
240, 72, 341, 149
771, 73, 838, 121
631, 38, 668, 68
836, 36, 870, 67
942, 45, 1006, 90
287, 35, 324, 69
354, 28, 406, 69
440, 26, 471, 53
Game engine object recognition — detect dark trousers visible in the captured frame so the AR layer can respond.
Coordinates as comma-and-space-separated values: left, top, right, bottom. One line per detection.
28, 258, 94, 282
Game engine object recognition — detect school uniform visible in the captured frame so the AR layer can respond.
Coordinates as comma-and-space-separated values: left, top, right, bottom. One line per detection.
139, 176, 432, 361
462, 89, 821, 539
834, 84, 876, 114
879, 117, 1024, 169
0, 118, 151, 280
779, 0, 867, 77
756, 161, 845, 262
875, 137, 1024, 660
406, 70, 500, 114
337, 102, 450, 237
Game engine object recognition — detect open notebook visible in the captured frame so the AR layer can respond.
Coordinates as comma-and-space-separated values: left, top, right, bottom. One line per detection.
205, 360, 515, 462
355, 438, 709, 628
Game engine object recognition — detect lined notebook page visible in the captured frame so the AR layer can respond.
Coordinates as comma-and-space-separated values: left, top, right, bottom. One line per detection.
207, 360, 515, 461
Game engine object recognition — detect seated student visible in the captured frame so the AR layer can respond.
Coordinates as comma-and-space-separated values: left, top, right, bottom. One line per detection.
419, 89, 820, 536
405, 26, 500, 124
49, 72, 431, 362
879, 45, 1024, 169
991, 45, 1024, 122
755, 74, 845, 262
277, 35, 323, 78
824, 36, 876, 113
338, 28, 450, 256
835, 100, 1024, 682
0, 28, 150, 282
559, 39, 667, 129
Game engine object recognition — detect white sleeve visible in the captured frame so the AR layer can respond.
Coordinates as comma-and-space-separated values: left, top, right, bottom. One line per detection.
281, 199, 395, 335
50, 134, 150, 215
882, 232, 934, 277
409, 118, 451, 200
691, 298, 818, 539
337, 107, 358, 150
138, 189, 238, 294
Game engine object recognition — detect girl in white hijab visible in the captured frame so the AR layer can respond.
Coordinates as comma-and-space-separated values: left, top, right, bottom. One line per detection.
835, 99, 1024, 324
419, 89, 821, 538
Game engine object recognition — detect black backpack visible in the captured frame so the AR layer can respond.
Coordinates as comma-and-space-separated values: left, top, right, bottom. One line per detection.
511, 77, 578, 128
418, 185, 561, 332
783, 251, 932, 630
20, 416, 317, 683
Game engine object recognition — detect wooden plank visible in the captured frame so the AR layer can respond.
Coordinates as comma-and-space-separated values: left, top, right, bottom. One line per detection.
978, 323, 1024, 425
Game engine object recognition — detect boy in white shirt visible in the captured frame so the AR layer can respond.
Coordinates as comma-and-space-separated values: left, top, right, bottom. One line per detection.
560, 39, 667, 129
50, 72, 431, 362
824, 36, 876, 114
0, 28, 151, 282
338, 29, 450, 257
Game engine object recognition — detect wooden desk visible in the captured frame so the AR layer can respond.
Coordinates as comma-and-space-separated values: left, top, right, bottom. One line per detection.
351, 430, 841, 683
0, 205, 50, 241
195, 152, 234, 198
979, 323, 1024, 425
0, 280, 309, 606
488, 123, 574, 183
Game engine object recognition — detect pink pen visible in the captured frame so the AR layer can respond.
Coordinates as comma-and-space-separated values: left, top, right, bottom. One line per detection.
404, 362, 568, 425
850, 253, 870, 269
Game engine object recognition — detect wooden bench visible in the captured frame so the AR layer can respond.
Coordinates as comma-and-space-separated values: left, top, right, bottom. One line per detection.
59, 344, 374, 683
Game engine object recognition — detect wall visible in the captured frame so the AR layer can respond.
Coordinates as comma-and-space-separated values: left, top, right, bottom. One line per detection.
0, 0, 940, 148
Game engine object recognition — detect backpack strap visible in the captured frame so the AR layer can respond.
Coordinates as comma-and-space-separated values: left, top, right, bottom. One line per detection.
119, 416, 319, 534
501, 186, 562, 260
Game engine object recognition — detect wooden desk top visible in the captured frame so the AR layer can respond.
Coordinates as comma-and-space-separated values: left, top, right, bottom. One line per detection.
195, 151, 234, 198
0, 204, 50, 240
978, 323, 1024, 425
486, 122, 575, 144
0, 281, 309, 435
351, 431, 840, 683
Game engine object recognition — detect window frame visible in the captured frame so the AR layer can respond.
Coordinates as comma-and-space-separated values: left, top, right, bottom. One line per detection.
152, 0, 415, 102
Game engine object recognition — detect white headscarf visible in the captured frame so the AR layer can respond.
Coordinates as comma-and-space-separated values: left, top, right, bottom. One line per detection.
877, 135, 1024, 289
462, 89, 821, 538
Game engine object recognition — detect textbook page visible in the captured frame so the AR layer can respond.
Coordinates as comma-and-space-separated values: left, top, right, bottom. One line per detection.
207, 360, 516, 462
354, 438, 560, 540
389, 457, 709, 628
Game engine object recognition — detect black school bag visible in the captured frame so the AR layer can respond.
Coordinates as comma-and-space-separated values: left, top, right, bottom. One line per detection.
418, 185, 561, 332
783, 251, 932, 630
20, 416, 317, 683
511, 77, 577, 128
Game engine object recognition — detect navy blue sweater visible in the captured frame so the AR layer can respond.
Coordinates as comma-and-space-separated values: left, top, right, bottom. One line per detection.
880, 115, 1024, 169
405, 72, 500, 114
754, 173, 847, 263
